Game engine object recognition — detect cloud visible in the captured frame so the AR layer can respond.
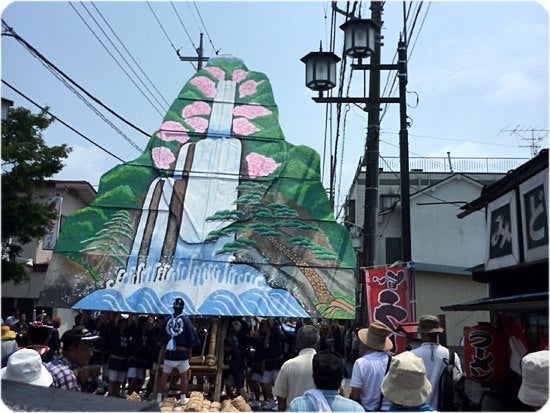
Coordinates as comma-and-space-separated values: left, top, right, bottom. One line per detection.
485, 71, 543, 102
53, 145, 119, 187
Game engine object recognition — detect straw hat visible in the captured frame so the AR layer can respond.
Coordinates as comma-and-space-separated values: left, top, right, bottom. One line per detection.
518, 350, 549, 407
1, 326, 16, 341
0, 348, 53, 387
417, 315, 444, 334
358, 322, 393, 351
381, 351, 432, 407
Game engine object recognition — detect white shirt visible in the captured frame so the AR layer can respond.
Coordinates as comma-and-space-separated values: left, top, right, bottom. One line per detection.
272, 348, 316, 403
411, 342, 463, 408
349, 351, 392, 411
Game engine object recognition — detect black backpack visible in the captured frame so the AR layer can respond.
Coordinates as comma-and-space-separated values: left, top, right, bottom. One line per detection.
437, 350, 458, 411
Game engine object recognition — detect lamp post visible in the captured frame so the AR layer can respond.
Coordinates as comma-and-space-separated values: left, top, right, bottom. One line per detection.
301, 1, 411, 323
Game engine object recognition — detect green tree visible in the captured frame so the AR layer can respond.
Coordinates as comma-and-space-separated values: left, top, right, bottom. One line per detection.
2, 106, 71, 283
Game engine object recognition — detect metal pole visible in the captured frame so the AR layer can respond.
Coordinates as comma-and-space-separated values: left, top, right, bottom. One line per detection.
361, 0, 383, 324
398, 39, 411, 262
197, 33, 204, 71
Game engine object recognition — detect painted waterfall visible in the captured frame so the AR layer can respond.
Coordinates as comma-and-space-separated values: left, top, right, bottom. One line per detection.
38, 56, 356, 319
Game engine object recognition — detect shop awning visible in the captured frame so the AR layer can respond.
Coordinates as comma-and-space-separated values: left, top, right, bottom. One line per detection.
397, 322, 419, 334
441, 291, 548, 312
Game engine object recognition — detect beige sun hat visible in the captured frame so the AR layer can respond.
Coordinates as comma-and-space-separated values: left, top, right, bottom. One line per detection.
416, 315, 444, 334
0, 348, 53, 387
381, 351, 432, 407
358, 321, 393, 351
518, 350, 549, 407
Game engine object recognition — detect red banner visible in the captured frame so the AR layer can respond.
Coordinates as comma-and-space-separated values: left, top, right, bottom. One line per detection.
464, 323, 506, 386
365, 266, 415, 354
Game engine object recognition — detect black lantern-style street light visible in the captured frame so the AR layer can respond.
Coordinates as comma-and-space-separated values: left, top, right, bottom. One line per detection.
300, 45, 341, 96
301, 1, 412, 289
340, 18, 377, 59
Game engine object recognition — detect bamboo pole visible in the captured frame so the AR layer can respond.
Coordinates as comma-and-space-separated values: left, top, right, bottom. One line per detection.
151, 345, 165, 400
213, 317, 228, 402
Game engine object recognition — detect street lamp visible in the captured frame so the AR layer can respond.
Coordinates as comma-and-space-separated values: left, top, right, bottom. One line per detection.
340, 18, 377, 59
300, 45, 341, 95
301, 2, 411, 325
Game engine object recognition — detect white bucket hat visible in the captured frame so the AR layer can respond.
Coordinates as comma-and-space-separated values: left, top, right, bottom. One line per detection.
0, 348, 53, 387
381, 351, 432, 407
518, 350, 549, 407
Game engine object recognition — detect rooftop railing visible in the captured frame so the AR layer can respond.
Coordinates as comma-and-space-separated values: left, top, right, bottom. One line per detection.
379, 156, 529, 173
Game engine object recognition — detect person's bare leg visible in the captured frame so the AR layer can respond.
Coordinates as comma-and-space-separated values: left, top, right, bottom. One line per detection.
179, 371, 189, 403
156, 371, 168, 403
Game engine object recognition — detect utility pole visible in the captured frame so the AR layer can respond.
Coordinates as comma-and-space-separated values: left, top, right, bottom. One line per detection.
302, 1, 410, 325
363, 1, 382, 268
398, 39, 411, 262
177, 33, 209, 71
361, 0, 383, 323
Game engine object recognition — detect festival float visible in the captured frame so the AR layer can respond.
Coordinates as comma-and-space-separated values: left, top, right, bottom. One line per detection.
38, 55, 357, 404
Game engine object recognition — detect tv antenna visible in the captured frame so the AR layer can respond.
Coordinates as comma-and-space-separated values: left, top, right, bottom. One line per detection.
500, 126, 548, 158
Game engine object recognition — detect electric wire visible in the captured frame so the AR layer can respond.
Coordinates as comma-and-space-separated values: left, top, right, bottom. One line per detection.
170, 2, 202, 70
330, 1, 353, 208
408, 2, 431, 60
329, 1, 362, 213
170, 1, 197, 49
319, 2, 333, 185
192, 1, 218, 54
380, 1, 429, 123
2, 20, 146, 152
186, 2, 202, 34
406, 1, 424, 47
72, 2, 166, 116
146, 1, 178, 53
382, 131, 521, 148
2, 80, 126, 163
91, 2, 170, 107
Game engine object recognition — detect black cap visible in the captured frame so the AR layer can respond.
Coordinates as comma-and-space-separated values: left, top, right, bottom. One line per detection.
173, 298, 185, 309
61, 327, 100, 349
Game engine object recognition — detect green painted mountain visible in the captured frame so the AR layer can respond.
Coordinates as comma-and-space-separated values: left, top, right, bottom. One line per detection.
39, 56, 356, 319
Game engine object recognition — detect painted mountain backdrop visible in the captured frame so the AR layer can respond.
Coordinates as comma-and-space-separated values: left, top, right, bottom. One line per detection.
38, 56, 356, 319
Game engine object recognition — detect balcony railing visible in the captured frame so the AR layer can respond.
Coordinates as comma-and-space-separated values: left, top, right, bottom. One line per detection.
380, 156, 529, 173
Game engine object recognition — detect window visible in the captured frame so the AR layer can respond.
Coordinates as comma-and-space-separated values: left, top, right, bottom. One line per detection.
380, 194, 400, 211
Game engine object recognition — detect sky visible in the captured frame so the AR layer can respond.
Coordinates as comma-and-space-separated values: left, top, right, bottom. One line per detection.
1, 1, 548, 217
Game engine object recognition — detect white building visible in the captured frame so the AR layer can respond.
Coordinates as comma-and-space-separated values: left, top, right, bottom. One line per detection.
1, 180, 96, 331
344, 156, 528, 344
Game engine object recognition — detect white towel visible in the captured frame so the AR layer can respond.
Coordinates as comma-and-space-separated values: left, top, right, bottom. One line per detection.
303, 389, 331, 412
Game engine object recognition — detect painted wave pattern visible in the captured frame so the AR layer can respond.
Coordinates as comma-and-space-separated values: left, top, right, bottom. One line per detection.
72, 286, 308, 317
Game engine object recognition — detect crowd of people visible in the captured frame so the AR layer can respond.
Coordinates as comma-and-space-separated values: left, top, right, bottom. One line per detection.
1, 305, 548, 412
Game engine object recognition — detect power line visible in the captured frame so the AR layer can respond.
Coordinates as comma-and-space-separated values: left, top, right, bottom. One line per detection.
2, 20, 149, 151
7, 31, 142, 153
192, 1, 218, 54
381, 131, 522, 148
71, 2, 166, 116
147, 1, 195, 71
408, 1, 431, 60
146, 1, 178, 53
170, 1, 197, 50
90, 2, 170, 107
2, 80, 125, 163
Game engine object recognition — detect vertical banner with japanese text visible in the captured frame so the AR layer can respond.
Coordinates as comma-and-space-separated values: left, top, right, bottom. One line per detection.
365, 265, 415, 354
42, 196, 62, 250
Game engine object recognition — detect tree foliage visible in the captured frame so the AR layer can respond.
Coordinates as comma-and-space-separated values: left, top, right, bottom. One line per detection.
206, 181, 335, 260
2, 106, 71, 283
